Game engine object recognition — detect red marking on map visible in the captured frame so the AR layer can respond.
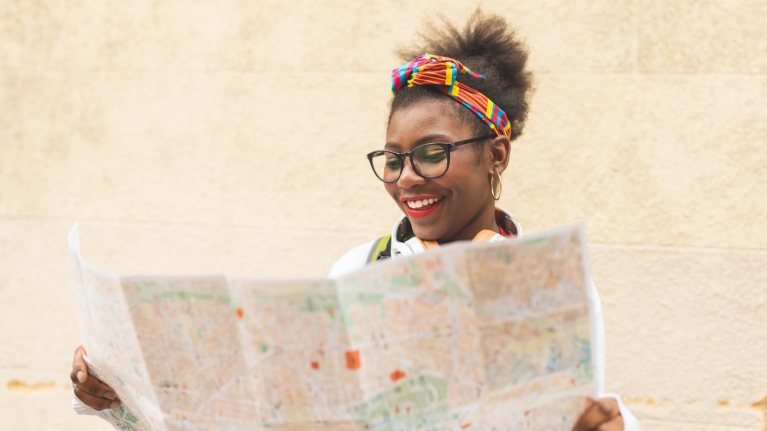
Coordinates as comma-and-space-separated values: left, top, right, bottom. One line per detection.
345, 350, 360, 369
235, 307, 244, 319
390, 369, 406, 382
311, 361, 319, 370
461, 423, 471, 429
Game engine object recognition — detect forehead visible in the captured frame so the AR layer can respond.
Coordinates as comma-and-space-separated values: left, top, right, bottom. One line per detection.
385, 99, 472, 150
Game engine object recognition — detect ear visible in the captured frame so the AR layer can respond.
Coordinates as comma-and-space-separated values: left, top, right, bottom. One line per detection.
486, 135, 511, 174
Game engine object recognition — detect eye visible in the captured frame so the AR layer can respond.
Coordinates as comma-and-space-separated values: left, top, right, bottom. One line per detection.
423, 152, 446, 162
384, 155, 401, 168
416, 146, 447, 163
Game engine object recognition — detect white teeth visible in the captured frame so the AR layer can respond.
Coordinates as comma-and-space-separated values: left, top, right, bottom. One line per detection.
406, 197, 441, 209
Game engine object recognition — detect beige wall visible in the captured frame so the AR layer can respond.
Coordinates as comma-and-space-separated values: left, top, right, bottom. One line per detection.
1, 1, 766, 430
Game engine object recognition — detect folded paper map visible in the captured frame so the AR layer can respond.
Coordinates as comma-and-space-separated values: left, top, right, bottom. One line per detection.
69, 223, 596, 431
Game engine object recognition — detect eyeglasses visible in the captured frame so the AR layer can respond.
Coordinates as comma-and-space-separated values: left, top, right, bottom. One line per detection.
367, 135, 494, 183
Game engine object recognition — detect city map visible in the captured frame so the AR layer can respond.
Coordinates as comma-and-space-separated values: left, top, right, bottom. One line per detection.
69, 223, 596, 431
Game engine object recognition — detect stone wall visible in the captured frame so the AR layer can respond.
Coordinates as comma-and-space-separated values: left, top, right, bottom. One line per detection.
1, 1, 765, 429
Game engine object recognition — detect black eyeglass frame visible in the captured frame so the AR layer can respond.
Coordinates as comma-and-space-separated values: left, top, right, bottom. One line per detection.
366, 135, 495, 183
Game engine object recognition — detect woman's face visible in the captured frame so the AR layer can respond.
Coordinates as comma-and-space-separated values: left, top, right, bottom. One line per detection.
384, 98, 509, 242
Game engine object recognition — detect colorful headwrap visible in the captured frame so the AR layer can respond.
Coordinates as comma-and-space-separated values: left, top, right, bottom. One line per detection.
391, 54, 512, 137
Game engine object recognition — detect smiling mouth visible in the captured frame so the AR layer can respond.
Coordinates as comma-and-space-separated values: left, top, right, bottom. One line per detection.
401, 196, 444, 218
405, 197, 442, 210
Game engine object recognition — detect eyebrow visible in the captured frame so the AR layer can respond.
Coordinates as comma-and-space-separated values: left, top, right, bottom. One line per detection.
384, 133, 454, 150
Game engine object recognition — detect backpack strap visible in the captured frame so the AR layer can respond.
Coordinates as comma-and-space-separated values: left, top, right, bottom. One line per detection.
366, 235, 392, 264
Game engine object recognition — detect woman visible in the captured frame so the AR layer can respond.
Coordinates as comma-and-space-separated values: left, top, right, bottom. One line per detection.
70, 11, 640, 431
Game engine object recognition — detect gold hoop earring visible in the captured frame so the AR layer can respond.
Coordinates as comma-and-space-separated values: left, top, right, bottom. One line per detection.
490, 171, 502, 201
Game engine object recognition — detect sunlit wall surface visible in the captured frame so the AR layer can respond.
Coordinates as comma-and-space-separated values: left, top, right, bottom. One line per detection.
1, 1, 766, 430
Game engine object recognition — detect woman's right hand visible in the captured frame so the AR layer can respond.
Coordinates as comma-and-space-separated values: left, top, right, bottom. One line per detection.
70, 346, 121, 410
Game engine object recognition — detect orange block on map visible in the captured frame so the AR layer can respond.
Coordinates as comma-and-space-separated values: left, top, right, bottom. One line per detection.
345, 350, 361, 369
390, 369, 406, 382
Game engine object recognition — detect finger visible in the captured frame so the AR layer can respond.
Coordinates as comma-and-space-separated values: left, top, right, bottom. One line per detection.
74, 386, 121, 411
69, 346, 119, 400
596, 415, 625, 431
76, 375, 118, 400
70, 346, 88, 384
573, 398, 620, 431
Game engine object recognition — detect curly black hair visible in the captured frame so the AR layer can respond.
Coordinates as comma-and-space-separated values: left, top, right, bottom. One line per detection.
390, 10, 533, 141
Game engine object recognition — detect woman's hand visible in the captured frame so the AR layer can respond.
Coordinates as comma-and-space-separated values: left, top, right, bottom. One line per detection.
573, 397, 624, 431
70, 346, 121, 410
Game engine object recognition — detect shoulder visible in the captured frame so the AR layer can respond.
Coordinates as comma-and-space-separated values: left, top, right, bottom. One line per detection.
327, 239, 377, 279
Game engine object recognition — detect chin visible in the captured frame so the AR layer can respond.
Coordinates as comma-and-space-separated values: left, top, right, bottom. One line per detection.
410, 224, 444, 242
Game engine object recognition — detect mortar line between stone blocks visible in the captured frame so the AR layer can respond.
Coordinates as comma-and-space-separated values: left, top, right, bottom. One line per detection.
534, 71, 767, 77
0, 67, 389, 76
633, 414, 760, 429
0, 365, 68, 372
3, 215, 766, 254
590, 241, 767, 255
0, 213, 376, 237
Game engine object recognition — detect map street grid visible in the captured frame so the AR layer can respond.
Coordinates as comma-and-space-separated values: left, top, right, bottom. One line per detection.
69, 222, 597, 431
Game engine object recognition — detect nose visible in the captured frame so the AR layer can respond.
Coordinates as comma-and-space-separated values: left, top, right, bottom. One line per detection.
397, 156, 426, 189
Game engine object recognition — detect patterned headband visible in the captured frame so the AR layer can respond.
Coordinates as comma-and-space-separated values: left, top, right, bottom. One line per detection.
391, 54, 512, 137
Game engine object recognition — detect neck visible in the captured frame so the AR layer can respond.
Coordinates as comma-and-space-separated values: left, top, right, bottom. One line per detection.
438, 202, 498, 244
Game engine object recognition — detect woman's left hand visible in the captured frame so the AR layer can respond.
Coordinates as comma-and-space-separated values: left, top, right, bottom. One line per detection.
573, 397, 624, 431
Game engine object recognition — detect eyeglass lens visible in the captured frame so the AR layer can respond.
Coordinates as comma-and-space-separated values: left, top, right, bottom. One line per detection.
370, 144, 449, 182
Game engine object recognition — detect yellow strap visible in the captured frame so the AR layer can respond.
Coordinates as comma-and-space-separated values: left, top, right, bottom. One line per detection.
367, 235, 391, 264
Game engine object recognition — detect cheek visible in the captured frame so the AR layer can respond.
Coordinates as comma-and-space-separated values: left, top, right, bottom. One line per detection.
384, 183, 399, 201
442, 159, 486, 195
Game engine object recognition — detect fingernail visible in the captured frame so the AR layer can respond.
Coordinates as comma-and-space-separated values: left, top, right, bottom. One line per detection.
110, 400, 121, 409
104, 391, 116, 400
76, 371, 84, 382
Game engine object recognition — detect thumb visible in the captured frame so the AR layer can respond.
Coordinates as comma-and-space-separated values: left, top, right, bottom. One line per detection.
72, 346, 89, 383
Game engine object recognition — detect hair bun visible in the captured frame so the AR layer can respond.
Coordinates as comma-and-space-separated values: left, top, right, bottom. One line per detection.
394, 10, 533, 140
